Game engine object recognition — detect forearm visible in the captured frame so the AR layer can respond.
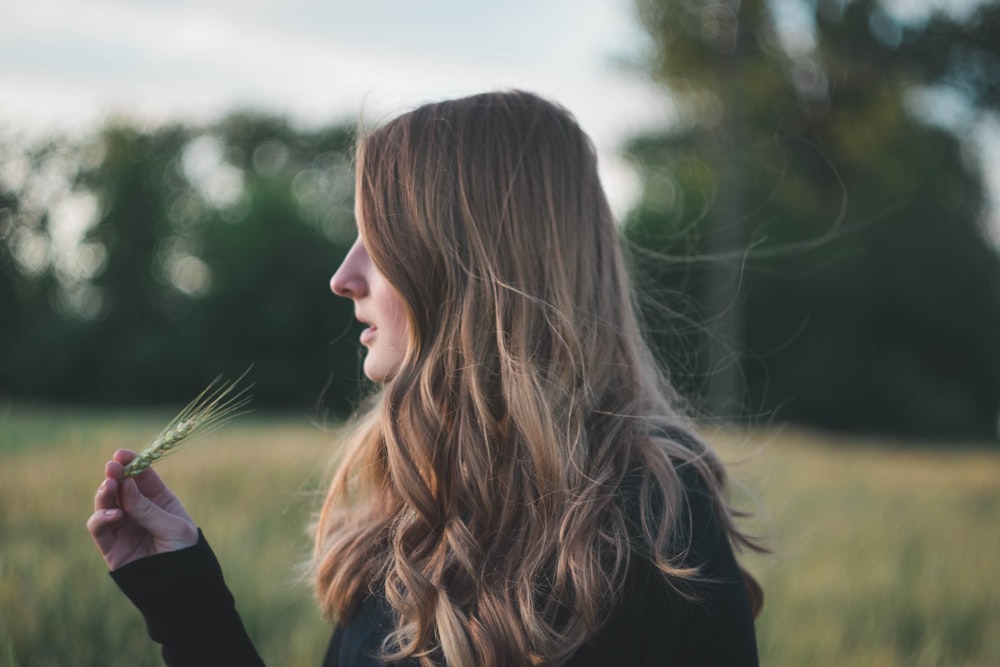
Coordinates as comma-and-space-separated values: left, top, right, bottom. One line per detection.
111, 530, 266, 667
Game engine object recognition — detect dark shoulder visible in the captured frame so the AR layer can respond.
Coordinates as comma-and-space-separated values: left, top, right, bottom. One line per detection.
568, 453, 759, 666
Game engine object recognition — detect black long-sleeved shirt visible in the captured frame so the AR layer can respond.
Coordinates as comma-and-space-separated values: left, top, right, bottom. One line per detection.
111, 478, 758, 666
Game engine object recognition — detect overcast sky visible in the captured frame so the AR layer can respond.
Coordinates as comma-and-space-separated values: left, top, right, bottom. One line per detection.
1, 0, 679, 217
1, 0, 996, 228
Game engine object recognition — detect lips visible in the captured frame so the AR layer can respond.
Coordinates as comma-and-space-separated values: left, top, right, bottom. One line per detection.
358, 318, 377, 345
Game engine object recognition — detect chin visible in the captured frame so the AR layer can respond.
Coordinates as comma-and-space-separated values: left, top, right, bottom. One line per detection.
363, 367, 387, 383
363, 359, 396, 383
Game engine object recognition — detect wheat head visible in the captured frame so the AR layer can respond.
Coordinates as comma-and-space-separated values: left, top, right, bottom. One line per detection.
121, 369, 254, 479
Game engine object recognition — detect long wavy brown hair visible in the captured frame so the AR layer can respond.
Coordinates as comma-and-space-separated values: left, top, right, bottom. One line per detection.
313, 90, 761, 666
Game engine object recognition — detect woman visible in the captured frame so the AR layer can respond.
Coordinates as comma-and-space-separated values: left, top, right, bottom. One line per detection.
89, 90, 763, 666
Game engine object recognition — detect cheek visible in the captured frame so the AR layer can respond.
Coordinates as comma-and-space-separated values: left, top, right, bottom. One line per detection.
386, 292, 411, 346
371, 276, 411, 345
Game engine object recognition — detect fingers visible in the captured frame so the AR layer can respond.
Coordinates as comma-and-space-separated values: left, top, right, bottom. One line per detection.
109, 448, 173, 499
87, 477, 123, 559
105, 449, 135, 481
88, 449, 197, 566
86, 505, 122, 552
94, 477, 119, 511
131, 464, 171, 499
113, 448, 137, 464
119, 477, 166, 525
119, 478, 198, 550
89, 475, 123, 551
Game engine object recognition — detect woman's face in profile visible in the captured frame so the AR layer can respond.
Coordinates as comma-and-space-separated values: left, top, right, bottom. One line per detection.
329, 234, 409, 382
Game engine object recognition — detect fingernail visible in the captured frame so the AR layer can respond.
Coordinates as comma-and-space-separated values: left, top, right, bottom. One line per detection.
104, 509, 117, 517
99, 480, 107, 491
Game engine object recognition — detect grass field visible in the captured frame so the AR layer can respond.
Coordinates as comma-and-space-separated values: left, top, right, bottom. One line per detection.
1, 406, 998, 666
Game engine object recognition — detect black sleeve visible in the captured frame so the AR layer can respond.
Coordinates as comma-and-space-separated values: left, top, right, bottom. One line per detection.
110, 530, 266, 667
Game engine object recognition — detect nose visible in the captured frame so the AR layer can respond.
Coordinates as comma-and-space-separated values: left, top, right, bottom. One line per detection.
330, 238, 368, 298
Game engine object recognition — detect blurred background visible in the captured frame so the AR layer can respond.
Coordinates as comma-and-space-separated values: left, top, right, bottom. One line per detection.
2, 0, 999, 665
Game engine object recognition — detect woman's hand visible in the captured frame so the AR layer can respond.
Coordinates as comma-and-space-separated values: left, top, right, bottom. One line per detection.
86, 449, 199, 570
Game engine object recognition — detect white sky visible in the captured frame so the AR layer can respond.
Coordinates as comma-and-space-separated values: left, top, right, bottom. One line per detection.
0, 0, 674, 218
1, 0, 996, 233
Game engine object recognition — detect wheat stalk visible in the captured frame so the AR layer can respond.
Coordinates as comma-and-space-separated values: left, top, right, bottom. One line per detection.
121, 369, 254, 479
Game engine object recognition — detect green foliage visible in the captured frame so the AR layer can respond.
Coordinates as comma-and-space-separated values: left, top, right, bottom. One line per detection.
1, 114, 366, 414
627, 0, 1000, 439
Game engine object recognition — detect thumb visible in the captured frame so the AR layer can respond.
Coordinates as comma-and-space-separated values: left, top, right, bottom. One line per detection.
120, 478, 193, 544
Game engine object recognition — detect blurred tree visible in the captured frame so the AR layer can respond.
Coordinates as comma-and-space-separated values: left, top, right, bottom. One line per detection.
1, 114, 365, 415
0, 169, 27, 392
0, 168, 22, 348
627, 0, 1000, 440
0, 139, 83, 400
